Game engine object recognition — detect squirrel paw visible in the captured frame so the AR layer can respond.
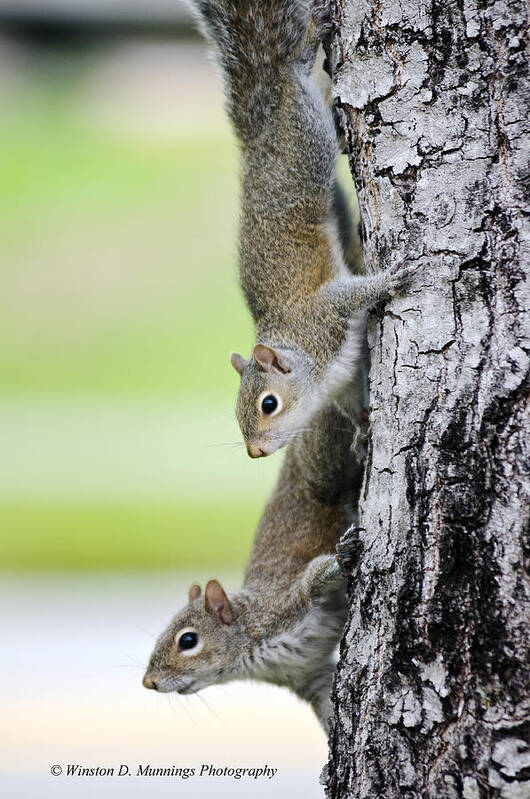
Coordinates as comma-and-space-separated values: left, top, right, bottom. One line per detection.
386, 259, 421, 295
350, 408, 370, 463
350, 427, 368, 463
336, 525, 364, 577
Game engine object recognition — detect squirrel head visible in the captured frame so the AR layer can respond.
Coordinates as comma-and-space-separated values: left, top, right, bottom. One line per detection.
230, 344, 315, 457
143, 580, 245, 695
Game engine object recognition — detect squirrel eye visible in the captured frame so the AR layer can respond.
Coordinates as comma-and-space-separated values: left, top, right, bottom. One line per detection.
261, 394, 278, 415
178, 632, 199, 651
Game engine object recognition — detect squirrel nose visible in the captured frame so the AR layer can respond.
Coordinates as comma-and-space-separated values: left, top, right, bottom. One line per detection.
247, 445, 267, 458
143, 675, 158, 691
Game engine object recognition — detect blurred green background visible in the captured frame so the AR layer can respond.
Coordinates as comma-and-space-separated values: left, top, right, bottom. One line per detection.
0, 26, 282, 571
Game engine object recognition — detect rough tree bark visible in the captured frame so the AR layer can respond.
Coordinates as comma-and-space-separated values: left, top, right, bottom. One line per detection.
324, 0, 530, 797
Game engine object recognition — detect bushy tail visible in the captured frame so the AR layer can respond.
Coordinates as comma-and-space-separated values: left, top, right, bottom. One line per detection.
187, 0, 320, 140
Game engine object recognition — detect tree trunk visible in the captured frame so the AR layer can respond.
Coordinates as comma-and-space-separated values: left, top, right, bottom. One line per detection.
324, 0, 530, 796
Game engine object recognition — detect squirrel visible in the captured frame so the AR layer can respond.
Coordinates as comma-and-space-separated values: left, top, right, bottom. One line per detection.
188, 0, 417, 458
143, 399, 362, 729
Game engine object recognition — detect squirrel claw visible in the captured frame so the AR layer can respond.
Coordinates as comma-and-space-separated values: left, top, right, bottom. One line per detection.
387, 260, 421, 294
350, 428, 368, 463
336, 526, 363, 577
350, 408, 370, 463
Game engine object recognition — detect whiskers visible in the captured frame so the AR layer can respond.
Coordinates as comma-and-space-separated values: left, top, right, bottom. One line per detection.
167, 692, 197, 724
194, 692, 223, 723
208, 422, 357, 453
114, 654, 147, 681
267, 427, 312, 444
206, 440, 246, 450
164, 689, 224, 726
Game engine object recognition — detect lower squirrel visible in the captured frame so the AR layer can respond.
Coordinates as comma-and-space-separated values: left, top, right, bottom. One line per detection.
143, 399, 362, 729
188, 0, 418, 458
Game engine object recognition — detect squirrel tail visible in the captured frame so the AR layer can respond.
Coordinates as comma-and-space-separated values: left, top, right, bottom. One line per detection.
187, 0, 323, 140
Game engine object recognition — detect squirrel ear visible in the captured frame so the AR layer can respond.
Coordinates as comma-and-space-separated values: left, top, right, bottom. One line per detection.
204, 579, 233, 626
188, 584, 201, 602
230, 352, 247, 376
253, 344, 292, 374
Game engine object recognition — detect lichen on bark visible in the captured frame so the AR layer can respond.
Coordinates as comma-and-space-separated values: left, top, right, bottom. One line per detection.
324, 0, 530, 796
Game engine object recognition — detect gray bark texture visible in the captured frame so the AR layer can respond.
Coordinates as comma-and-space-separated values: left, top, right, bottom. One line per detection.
324, 0, 530, 797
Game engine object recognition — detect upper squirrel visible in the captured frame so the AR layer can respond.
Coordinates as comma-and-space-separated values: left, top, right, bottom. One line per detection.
143, 399, 362, 728
188, 0, 416, 457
